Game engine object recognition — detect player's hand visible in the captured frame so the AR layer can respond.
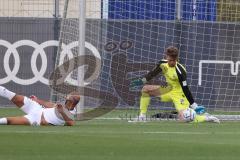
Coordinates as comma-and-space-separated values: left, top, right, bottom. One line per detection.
194, 105, 206, 115
130, 78, 144, 88
30, 95, 38, 102
56, 104, 64, 113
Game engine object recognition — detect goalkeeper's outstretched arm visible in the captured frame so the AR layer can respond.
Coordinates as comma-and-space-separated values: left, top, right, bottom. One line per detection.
175, 63, 205, 114
130, 61, 163, 87
144, 62, 163, 81
175, 63, 195, 104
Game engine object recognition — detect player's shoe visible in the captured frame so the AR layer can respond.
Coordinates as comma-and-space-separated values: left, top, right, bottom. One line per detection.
205, 114, 220, 123
128, 115, 147, 122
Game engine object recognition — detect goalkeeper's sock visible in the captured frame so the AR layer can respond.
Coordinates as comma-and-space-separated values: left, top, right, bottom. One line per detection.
193, 115, 206, 123
204, 114, 220, 123
194, 114, 220, 123
0, 118, 7, 125
0, 86, 16, 100
140, 92, 150, 115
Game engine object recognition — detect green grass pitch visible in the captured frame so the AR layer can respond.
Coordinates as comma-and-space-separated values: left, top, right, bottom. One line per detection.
0, 108, 240, 160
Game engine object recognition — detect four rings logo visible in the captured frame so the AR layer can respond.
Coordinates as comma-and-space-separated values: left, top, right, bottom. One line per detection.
0, 39, 101, 85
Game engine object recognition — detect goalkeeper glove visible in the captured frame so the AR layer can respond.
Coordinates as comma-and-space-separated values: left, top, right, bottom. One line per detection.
194, 105, 206, 115
190, 103, 206, 115
130, 78, 146, 88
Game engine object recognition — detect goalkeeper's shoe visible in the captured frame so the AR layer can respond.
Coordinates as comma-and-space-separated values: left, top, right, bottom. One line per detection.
128, 114, 147, 122
205, 114, 220, 123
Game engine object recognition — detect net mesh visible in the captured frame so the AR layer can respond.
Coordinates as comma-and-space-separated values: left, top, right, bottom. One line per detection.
52, 0, 240, 120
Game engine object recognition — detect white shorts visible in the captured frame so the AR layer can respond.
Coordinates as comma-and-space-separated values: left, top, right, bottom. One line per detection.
21, 97, 44, 126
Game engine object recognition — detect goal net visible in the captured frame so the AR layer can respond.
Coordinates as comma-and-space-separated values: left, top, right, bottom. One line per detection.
51, 0, 240, 120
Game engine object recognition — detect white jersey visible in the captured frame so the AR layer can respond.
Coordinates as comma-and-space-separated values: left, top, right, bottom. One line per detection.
43, 107, 76, 126
21, 96, 76, 126
42, 108, 65, 126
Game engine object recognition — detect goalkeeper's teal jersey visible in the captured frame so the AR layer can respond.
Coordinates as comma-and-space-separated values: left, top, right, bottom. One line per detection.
144, 59, 194, 105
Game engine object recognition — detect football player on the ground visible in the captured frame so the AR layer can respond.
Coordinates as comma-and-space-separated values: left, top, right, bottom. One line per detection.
0, 86, 80, 126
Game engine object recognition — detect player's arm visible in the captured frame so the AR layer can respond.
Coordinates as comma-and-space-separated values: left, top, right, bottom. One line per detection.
130, 60, 163, 87
56, 104, 75, 126
30, 95, 56, 108
176, 64, 205, 114
176, 64, 195, 105
144, 64, 162, 81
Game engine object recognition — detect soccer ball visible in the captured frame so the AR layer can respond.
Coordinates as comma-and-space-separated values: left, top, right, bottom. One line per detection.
182, 108, 196, 122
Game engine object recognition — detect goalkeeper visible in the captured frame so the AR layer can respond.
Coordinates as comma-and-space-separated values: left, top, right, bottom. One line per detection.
130, 46, 219, 123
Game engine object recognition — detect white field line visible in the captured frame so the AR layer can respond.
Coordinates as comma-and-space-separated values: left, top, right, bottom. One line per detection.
0, 130, 240, 135
95, 117, 177, 121
143, 131, 209, 134
96, 115, 240, 121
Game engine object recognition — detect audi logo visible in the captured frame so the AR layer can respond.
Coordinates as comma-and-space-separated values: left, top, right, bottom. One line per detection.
0, 39, 101, 85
